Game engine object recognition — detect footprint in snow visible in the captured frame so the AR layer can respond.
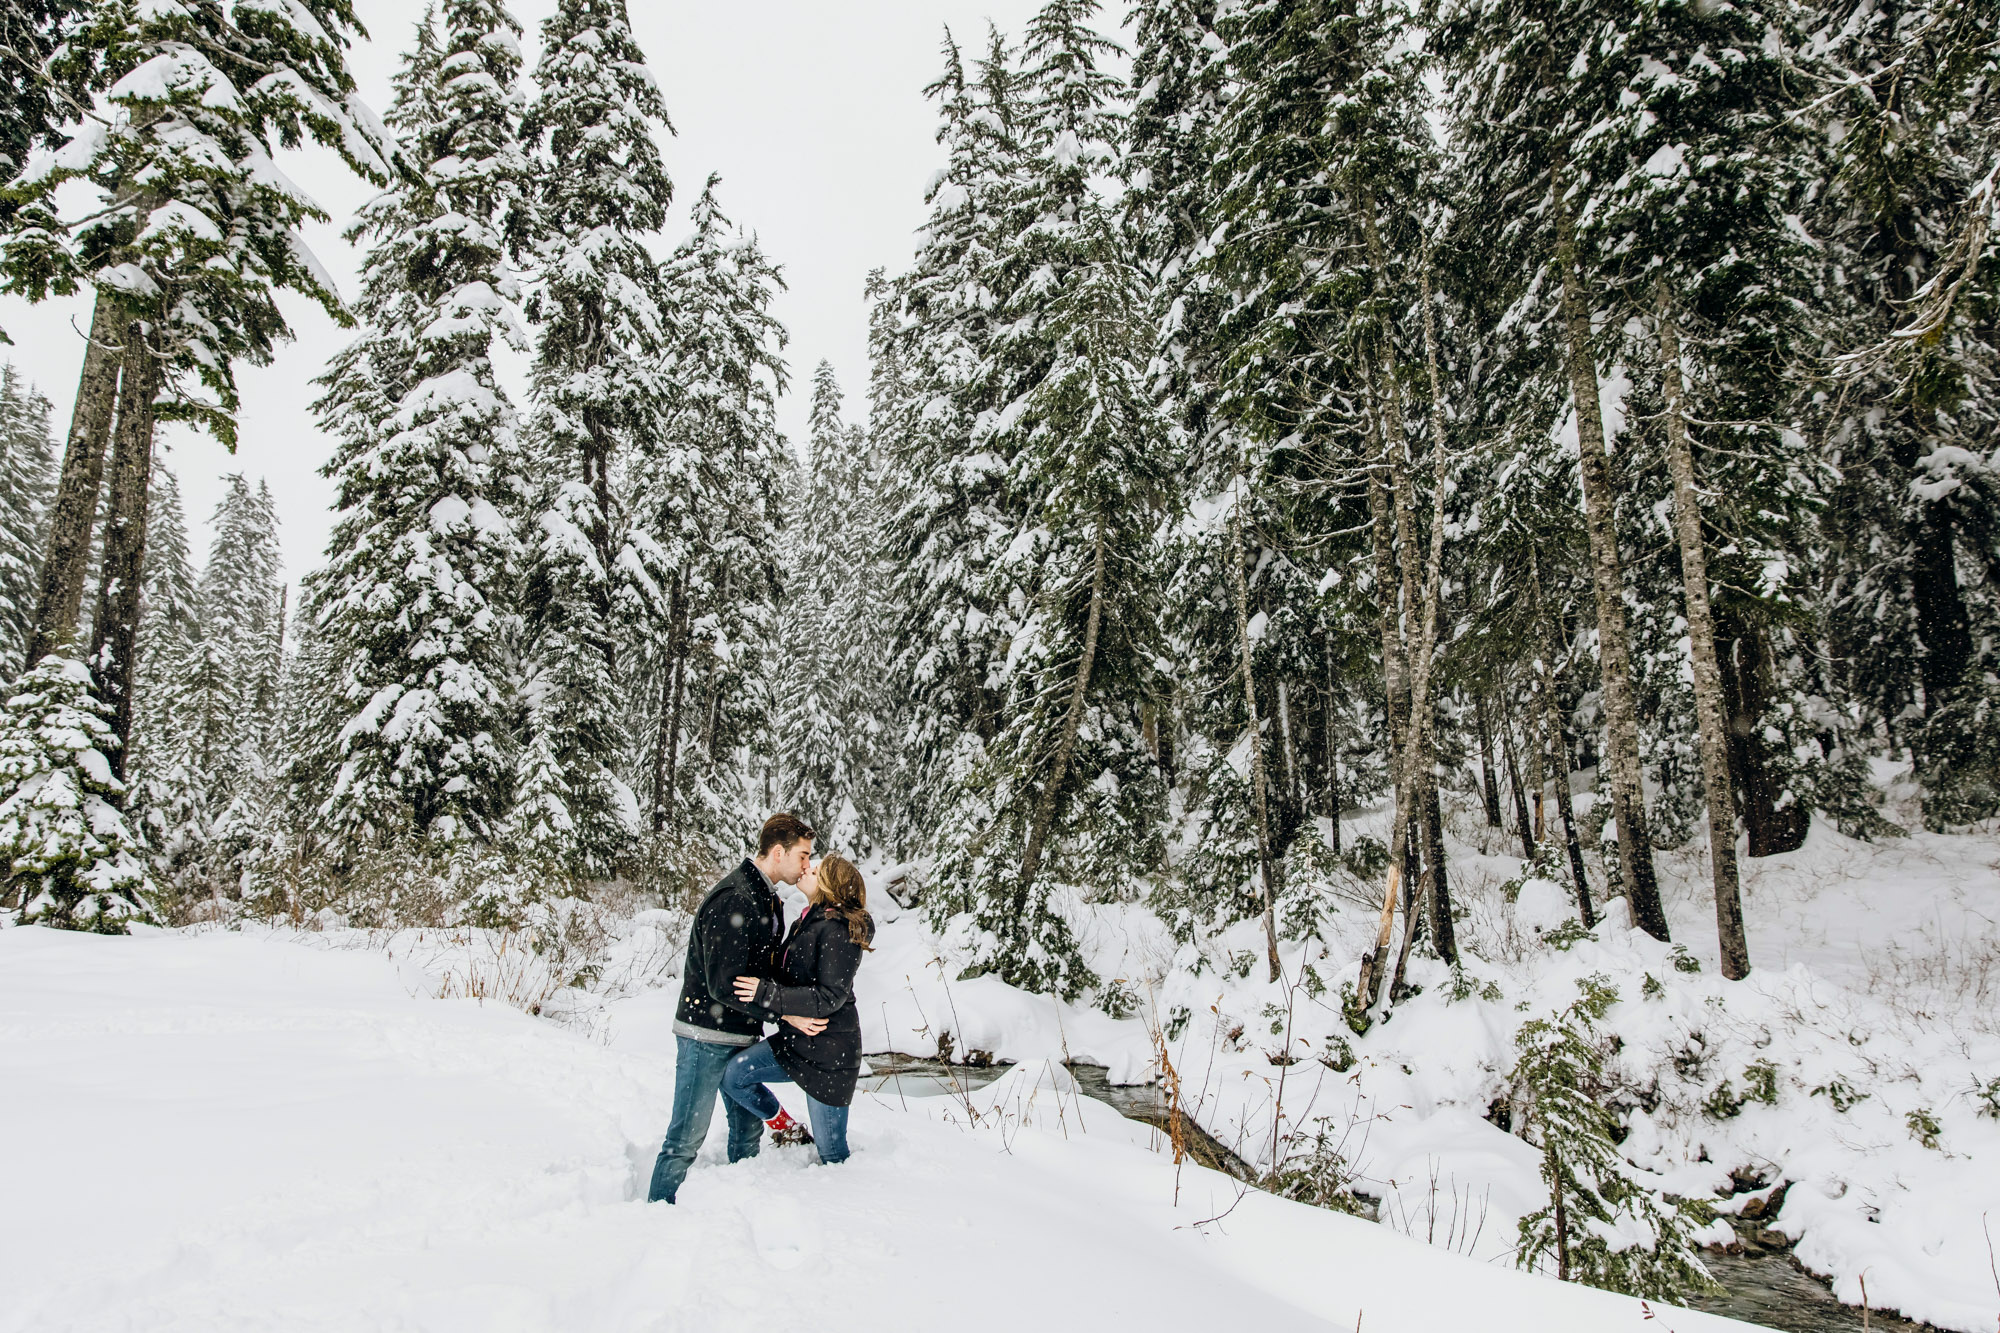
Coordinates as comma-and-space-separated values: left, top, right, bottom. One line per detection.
746, 1196, 821, 1271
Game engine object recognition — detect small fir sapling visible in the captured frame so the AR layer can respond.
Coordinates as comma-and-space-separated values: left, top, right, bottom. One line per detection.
1512, 976, 1718, 1300
0, 656, 149, 929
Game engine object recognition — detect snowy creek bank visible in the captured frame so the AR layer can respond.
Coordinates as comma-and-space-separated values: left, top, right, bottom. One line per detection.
854, 1053, 1945, 1333
0, 924, 1773, 1333
871, 811, 2000, 1333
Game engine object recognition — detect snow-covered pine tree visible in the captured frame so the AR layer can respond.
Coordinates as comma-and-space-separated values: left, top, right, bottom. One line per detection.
1433, 0, 1673, 941
1807, 0, 2000, 824
125, 463, 200, 871
126, 472, 284, 903
0, 654, 148, 928
0, 364, 57, 665
1547, 0, 1834, 977
0, 0, 86, 184
0, 0, 90, 346
776, 362, 865, 847
878, 27, 1025, 846
632, 176, 789, 853
200, 476, 283, 750
925, 0, 1169, 998
1514, 977, 1717, 1300
306, 1, 530, 847
1192, 0, 1456, 990
512, 0, 676, 875
2, 0, 394, 739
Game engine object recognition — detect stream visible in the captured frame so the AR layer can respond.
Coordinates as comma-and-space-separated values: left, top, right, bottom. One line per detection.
858, 1054, 1939, 1333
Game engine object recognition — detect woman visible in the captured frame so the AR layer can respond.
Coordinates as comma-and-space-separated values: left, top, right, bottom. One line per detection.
724, 853, 874, 1165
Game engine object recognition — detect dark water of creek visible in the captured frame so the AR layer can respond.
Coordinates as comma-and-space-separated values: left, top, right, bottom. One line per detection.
859, 1054, 1940, 1333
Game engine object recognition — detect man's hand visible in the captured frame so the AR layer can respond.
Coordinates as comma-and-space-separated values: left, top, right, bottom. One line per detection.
732, 975, 761, 1003
782, 1014, 828, 1036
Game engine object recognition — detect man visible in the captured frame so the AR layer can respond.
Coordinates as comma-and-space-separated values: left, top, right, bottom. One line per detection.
646, 813, 825, 1204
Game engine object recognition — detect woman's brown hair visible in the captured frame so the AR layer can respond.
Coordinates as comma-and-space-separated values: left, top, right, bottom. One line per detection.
814, 854, 874, 949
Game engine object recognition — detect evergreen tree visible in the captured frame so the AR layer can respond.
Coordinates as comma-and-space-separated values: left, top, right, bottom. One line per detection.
879, 26, 1024, 842
0, 0, 91, 345
0, 364, 56, 665
631, 176, 789, 852
0, 655, 148, 928
1808, 0, 2000, 823
1514, 978, 1717, 1300
126, 462, 198, 853
511, 0, 676, 874
306, 1, 531, 846
129, 472, 283, 898
2, 0, 394, 745
1433, 0, 1674, 941
0, 0, 87, 184
777, 362, 866, 846
923, 0, 1169, 996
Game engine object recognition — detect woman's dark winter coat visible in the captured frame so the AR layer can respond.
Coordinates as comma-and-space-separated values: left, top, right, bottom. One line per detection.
754, 903, 873, 1107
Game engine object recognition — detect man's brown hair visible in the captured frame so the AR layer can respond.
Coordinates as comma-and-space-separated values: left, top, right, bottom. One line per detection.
758, 812, 815, 856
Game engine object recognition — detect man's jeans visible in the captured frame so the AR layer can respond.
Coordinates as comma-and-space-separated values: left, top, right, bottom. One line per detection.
646, 1035, 765, 1203
720, 1038, 851, 1165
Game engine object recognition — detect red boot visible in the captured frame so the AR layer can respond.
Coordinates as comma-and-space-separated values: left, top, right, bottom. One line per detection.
765, 1107, 814, 1147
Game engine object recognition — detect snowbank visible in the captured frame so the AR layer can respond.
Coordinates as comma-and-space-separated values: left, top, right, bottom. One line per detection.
875, 811, 2000, 1332
0, 923, 1769, 1333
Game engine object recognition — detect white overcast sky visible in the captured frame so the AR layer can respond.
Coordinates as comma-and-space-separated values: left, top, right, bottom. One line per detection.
0, 0, 1104, 589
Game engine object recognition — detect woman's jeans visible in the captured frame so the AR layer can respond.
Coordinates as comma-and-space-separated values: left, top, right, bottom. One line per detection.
646, 1035, 765, 1203
721, 1039, 851, 1165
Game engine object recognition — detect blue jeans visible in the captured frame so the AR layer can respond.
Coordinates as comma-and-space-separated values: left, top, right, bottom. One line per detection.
721, 1039, 850, 1165
646, 1035, 766, 1203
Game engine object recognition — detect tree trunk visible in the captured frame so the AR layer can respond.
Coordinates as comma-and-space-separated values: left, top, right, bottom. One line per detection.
1223, 494, 1284, 983
1323, 636, 1342, 852
1550, 155, 1670, 942
1423, 773, 1455, 963
1389, 820, 1425, 1000
1475, 693, 1504, 828
1553, 1154, 1571, 1282
654, 577, 687, 833
1015, 515, 1110, 925
1357, 257, 1454, 1005
1541, 689, 1595, 927
1356, 373, 1407, 1010
1503, 705, 1536, 862
25, 290, 123, 672
1716, 608, 1809, 857
1529, 554, 1594, 927
1657, 293, 1749, 978
1364, 414, 1408, 754
86, 323, 157, 783
1414, 261, 1457, 965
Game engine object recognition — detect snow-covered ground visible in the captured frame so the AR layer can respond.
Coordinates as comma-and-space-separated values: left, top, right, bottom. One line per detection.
5, 804, 1995, 1332
841, 808, 2000, 1333
2, 921, 1773, 1333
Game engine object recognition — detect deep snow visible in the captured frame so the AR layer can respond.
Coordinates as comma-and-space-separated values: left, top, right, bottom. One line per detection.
0, 922, 1771, 1333
840, 805, 2000, 1332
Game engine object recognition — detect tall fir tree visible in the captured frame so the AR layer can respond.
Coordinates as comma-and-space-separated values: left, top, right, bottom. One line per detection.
1432, 0, 1674, 940
631, 176, 790, 852
777, 362, 866, 846
0, 655, 148, 928
878, 28, 1024, 846
0, 364, 57, 665
512, 0, 677, 874
2, 0, 394, 758
923, 0, 1169, 996
306, 1, 531, 846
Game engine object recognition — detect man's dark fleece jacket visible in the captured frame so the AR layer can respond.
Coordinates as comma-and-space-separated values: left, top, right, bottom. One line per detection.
674, 859, 784, 1044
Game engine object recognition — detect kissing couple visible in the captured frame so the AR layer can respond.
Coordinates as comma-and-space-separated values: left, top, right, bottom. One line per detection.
646, 813, 876, 1204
